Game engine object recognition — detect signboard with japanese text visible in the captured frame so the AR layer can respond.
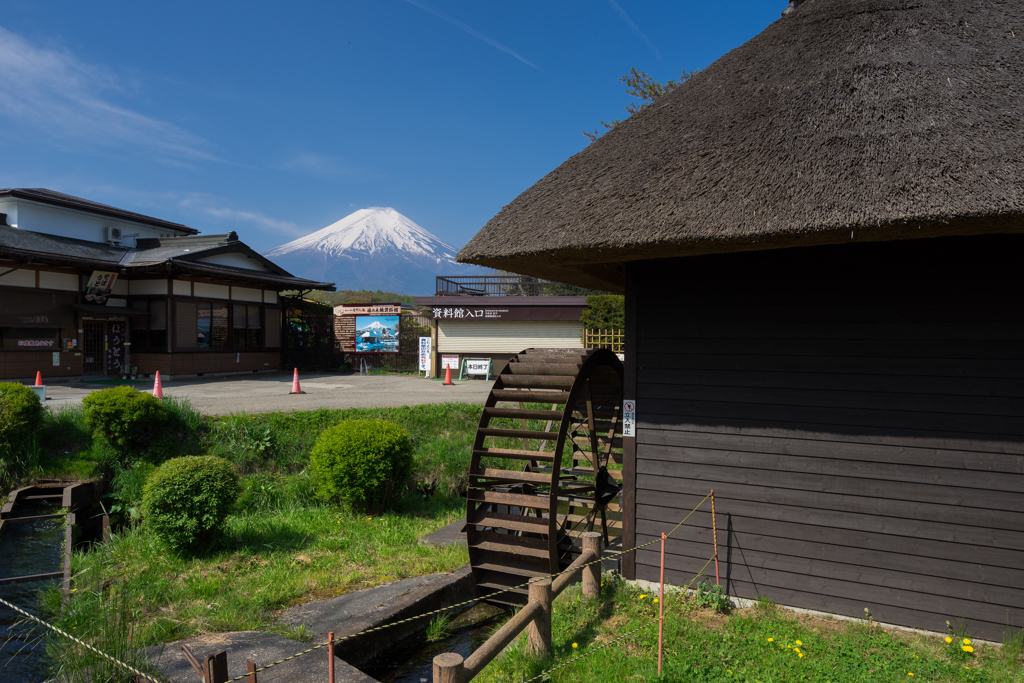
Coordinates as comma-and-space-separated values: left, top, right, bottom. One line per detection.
419, 337, 431, 371
441, 354, 460, 370
622, 400, 636, 437
428, 305, 584, 322
84, 271, 118, 304
334, 303, 403, 353
465, 359, 490, 375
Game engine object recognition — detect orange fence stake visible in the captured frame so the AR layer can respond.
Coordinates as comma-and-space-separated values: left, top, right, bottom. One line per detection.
711, 489, 720, 587
658, 531, 666, 676
328, 631, 335, 683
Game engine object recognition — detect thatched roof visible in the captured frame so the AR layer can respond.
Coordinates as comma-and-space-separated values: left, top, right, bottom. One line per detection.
458, 0, 1024, 292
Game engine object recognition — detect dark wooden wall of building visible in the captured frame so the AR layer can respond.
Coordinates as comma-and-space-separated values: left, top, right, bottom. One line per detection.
628, 234, 1024, 640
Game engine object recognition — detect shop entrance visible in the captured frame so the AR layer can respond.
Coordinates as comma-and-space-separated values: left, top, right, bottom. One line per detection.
82, 322, 104, 376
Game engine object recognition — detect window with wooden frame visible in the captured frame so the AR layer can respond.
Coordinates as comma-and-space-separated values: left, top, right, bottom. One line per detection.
233, 303, 262, 349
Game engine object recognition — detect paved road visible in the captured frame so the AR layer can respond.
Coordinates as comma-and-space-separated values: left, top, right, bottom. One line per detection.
41, 372, 493, 415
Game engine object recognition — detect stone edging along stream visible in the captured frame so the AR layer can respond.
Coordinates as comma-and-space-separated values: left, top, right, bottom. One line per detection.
148, 565, 476, 683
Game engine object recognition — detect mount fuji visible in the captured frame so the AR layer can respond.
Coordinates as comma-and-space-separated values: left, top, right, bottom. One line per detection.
262, 208, 482, 294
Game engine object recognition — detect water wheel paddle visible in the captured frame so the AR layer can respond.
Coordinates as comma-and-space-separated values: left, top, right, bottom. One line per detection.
466, 348, 625, 606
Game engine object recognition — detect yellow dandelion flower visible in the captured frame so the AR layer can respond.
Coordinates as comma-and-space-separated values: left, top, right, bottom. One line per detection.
572, 643, 578, 649
70, 588, 77, 592
795, 640, 802, 646
798, 653, 804, 658
963, 638, 971, 645
767, 638, 774, 642
640, 594, 647, 600
654, 598, 659, 603
962, 645, 974, 653
794, 648, 800, 654
908, 673, 914, 677
945, 637, 953, 643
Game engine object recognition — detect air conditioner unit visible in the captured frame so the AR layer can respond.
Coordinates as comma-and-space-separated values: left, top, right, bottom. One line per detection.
106, 226, 123, 245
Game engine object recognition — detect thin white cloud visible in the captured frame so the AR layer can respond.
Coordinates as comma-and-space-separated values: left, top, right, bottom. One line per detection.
401, 0, 539, 70
281, 152, 362, 178
177, 194, 307, 237
607, 0, 661, 59
0, 25, 216, 161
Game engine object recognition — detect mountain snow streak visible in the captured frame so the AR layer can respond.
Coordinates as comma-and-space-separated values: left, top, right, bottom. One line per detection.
262, 207, 477, 294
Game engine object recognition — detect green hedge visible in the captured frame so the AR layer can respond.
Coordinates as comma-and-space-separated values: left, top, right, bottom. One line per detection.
309, 419, 413, 513
0, 382, 44, 447
141, 456, 240, 550
82, 386, 167, 458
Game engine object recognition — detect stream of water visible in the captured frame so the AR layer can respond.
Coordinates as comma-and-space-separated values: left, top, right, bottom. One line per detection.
0, 501, 64, 683
362, 604, 507, 683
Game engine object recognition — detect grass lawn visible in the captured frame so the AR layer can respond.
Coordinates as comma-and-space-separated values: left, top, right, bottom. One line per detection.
474, 577, 1024, 683
53, 496, 468, 647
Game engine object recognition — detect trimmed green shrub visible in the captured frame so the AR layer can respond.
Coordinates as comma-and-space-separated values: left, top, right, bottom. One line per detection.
0, 382, 45, 446
141, 456, 240, 550
0, 382, 45, 490
309, 419, 413, 513
82, 386, 167, 457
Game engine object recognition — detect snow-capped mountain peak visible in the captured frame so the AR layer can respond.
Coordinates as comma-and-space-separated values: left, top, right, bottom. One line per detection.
262, 207, 483, 294
264, 207, 456, 262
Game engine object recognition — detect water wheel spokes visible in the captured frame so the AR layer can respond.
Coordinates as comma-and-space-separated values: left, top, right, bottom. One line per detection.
466, 347, 624, 606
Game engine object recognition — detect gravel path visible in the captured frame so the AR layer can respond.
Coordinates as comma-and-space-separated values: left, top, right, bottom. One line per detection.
40, 372, 492, 415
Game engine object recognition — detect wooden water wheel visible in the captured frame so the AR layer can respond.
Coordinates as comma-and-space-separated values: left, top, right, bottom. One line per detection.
466, 348, 625, 606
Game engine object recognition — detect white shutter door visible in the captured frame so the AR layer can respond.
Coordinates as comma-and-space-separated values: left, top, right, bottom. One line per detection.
437, 320, 583, 353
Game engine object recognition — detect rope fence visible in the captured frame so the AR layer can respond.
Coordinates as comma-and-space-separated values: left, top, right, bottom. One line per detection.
0, 490, 720, 683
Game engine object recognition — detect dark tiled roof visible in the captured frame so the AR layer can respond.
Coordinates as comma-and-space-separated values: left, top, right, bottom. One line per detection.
0, 188, 198, 234
0, 225, 334, 291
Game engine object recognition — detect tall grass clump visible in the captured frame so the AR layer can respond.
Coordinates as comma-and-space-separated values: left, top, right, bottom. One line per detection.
40, 403, 92, 455
209, 414, 277, 473
42, 576, 157, 683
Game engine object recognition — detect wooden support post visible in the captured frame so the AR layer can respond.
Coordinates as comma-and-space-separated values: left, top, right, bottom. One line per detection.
433, 652, 464, 683
247, 659, 258, 683
526, 577, 552, 656
204, 651, 228, 683
328, 631, 335, 683
62, 512, 75, 600
581, 531, 602, 598
181, 644, 204, 680
102, 514, 110, 543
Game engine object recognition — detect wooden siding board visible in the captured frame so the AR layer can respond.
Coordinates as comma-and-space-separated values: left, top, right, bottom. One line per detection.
636, 416, 1024, 456
637, 367, 1024, 398
636, 541, 1024, 615
638, 352, 1024, 380
637, 476, 1024, 541
635, 514, 1024, 589
637, 382, 1024, 417
634, 559, 1021, 641
639, 398, 1024, 437
636, 457, 1024, 511
637, 429, 1024, 475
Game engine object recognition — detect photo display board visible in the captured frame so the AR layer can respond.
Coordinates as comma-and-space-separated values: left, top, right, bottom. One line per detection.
355, 315, 400, 353
334, 303, 402, 353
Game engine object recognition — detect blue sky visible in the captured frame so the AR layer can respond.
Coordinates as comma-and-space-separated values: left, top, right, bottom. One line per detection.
0, 1, 786, 254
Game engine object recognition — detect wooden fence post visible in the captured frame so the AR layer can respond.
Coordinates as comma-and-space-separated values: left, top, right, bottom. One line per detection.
204, 650, 228, 683
433, 652, 464, 683
328, 631, 335, 683
582, 532, 602, 598
526, 577, 552, 656
247, 659, 258, 683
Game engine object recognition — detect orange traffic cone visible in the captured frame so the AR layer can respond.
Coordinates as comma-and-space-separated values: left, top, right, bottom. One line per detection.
289, 368, 306, 395
442, 365, 454, 386
152, 371, 164, 399
34, 371, 43, 386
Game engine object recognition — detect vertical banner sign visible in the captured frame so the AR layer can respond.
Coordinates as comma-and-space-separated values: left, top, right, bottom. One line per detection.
419, 337, 431, 371
623, 400, 636, 437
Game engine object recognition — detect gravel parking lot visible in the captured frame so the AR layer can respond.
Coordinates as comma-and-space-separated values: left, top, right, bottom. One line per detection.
40, 372, 493, 415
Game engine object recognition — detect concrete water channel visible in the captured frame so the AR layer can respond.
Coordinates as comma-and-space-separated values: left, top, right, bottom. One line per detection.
0, 480, 101, 682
